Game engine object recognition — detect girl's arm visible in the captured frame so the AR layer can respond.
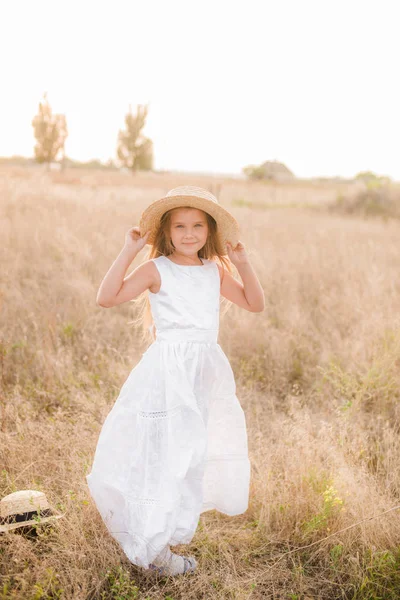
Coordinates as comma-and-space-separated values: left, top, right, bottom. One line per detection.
96, 227, 153, 308
217, 241, 265, 313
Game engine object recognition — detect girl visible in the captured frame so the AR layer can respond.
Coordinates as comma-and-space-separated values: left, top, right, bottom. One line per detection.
86, 186, 265, 576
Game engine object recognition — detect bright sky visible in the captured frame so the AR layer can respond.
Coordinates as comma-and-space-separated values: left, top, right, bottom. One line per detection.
1, 0, 399, 179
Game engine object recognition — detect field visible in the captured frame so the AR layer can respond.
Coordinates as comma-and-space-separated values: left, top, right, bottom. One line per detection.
2, 165, 400, 599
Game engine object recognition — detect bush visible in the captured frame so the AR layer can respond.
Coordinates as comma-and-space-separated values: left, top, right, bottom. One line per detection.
330, 185, 400, 219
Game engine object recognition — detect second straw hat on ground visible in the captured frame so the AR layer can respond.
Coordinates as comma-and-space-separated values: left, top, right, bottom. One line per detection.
139, 186, 239, 254
0, 489, 65, 533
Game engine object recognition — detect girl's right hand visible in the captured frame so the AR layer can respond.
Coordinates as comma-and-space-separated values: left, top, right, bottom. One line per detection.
124, 226, 150, 253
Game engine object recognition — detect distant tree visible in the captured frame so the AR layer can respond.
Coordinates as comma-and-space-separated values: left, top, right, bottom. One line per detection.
242, 165, 266, 180
117, 104, 153, 173
355, 170, 378, 182
243, 160, 294, 182
32, 93, 68, 166
355, 170, 391, 187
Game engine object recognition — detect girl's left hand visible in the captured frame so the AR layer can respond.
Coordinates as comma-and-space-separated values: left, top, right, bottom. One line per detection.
226, 240, 249, 266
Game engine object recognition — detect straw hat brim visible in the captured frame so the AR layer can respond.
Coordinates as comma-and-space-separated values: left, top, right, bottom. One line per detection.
139, 195, 239, 254
0, 513, 65, 533
1, 490, 50, 516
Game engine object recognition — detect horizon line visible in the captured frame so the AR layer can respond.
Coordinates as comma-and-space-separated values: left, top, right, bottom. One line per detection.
0, 154, 393, 183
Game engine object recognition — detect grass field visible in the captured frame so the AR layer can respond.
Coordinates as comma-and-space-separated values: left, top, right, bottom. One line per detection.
2, 166, 400, 599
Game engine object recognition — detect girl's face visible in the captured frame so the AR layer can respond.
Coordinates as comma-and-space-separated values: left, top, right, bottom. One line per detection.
169, 208, 209, 254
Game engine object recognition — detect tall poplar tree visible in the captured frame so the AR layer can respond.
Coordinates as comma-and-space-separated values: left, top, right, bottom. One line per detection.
117, 104, 153, 173
32, 93, 68, 165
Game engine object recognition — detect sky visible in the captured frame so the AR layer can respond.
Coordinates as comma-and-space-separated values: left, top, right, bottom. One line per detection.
1, 0, 399, 179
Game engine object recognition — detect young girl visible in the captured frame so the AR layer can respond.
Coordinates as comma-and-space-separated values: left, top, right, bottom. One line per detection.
86, 185, 265, 576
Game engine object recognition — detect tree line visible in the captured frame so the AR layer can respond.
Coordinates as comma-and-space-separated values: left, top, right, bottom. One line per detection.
30, 94, 390, 184
31, 93, 153, 173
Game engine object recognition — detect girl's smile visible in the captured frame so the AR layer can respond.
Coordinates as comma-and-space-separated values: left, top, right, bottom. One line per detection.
169, 208, 209, 256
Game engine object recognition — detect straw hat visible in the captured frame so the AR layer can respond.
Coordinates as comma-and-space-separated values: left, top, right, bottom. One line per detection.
0, 489, 65, 533
139, 186, 239, 254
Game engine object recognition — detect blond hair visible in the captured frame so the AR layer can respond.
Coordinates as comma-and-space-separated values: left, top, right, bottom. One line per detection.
128, 206, 236, 345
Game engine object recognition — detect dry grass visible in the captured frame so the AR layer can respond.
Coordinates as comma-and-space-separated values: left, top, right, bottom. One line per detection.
2, 166, 400, 599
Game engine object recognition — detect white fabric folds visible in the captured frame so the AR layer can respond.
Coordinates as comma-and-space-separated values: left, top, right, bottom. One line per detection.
86, 255, 250, 568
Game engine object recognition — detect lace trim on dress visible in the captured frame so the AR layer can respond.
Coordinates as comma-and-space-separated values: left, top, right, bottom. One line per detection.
127, 497, 159, 506
137, 406, 182, 419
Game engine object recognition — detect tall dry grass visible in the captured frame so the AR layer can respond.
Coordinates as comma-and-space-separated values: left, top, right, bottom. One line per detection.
2, 166, 400, 599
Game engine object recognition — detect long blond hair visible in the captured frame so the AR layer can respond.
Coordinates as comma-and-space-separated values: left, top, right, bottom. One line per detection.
128, 206, 236, 345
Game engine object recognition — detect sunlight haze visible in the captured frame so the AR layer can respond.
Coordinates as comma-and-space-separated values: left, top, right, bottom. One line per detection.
1, 0, 399, 179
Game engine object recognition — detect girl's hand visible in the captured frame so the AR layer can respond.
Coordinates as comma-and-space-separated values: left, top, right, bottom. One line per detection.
124, 226, 150, 253
226, 240, 249, 266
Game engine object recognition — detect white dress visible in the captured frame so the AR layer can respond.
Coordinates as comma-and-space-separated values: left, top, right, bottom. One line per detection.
86, 255, 251, 569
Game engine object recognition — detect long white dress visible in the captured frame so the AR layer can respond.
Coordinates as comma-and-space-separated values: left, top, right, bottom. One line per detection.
86, 255, 250, 569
